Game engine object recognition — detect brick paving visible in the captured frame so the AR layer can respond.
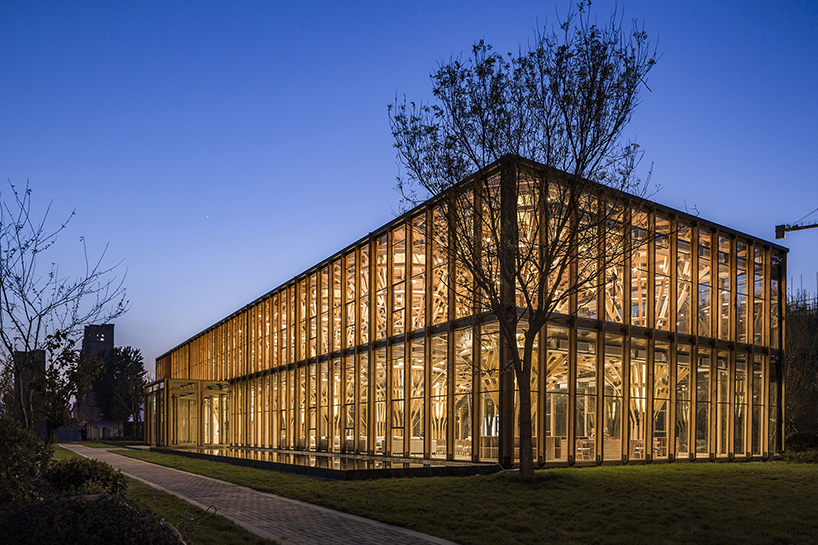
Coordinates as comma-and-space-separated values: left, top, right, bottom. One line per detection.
61, 444, 458, 545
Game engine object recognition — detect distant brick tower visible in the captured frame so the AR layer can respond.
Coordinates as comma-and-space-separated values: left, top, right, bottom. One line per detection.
81, 324, 114, 357
76, 324, 117, 439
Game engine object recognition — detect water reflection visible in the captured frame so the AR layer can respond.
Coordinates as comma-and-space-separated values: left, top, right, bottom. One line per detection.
189, 447, 463, 470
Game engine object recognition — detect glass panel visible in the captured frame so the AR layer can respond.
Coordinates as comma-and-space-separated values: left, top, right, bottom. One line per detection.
605, 264, 625, 323
374, 347, 387, 454
631, 275, 648, 327
358, 351, 368, 451
331, 358, 342, 452
271, 371, 279, 449
753, 247, 765, 346
516, 174, 540, 303
411, 214, 427, 331
717, 236, 730, 290
391, 344, 404, 405
320, 273, 329, 354
654, 216, 671, 331
697, 284, 711, 338
346, 252, 356, 301
737, 293, 747, 344
309, 364, 317, 435
171, 391, 198, 445
653, 340, 670, 459
375, 234, 388, 340
737, 241, 748, 292
718, 289, 730, 341
677, 224, 692, 281
545, 326, 569, 462
734, 353, 747, 455
431, 207, 448, 326
392, 225, 406, 283
345, 302, 355, 349
577, 238, 598, 321
654, 217, 670, 272
677, 280, 691, 334
752, 354, 764, 455
630, 212, 649, 328
603, 205, 625, 324
698, 228, 711, 338
655, 276, 671, 331
603, 334, 623, 460
409, 338, 424, 456
454, 327, 473, 460
479, 323, 500, 461
345, 357, 355, 406
576, 329, 597, 461
716, 351, 729, 456
360, 245, 370, 345
392, 281, 405, 336
676, 344, 691, 455
629, 338, 647, 460
736, 240, 749, 343
290, 367, 297, 449
696, 347, 711, 455
770, 254, 782, 350
430, 333, 447, 458
279, 371, 287, 447
391, 399, 404, 454
298, 368, 306, 448
332, 306, 342, 353
715, 236, 731, 341
411, 275, 425, 331
454, 266, 472, 319
375, 291, 387, 341
392, 225, 406, 336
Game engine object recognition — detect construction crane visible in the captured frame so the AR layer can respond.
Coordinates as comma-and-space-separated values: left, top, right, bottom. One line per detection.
776, 206, 818, 239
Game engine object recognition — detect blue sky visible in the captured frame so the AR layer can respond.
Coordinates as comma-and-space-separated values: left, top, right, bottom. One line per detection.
2, 1, 816, 373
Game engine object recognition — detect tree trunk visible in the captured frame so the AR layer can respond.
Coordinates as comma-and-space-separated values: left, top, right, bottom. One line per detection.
45, 421, 58, 448
15, 369, 31, 428
517, 360, 535, 477
499, 157, 526, 472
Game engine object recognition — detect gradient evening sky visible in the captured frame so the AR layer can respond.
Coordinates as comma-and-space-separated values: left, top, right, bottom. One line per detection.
1, 1, 816, 374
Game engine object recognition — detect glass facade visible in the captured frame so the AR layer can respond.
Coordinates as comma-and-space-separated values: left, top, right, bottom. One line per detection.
148, 158, 786, 465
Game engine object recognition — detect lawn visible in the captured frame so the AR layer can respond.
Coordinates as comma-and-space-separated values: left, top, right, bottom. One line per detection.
114, 449, 818, 545
53, 446, 276, 545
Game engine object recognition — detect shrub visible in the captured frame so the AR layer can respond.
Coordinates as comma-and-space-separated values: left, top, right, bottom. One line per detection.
782, 449, 818, 463
785, 430, 818, 453
0, 494, 182, 545
0, 416, 52, 508
44, 457, 127, 496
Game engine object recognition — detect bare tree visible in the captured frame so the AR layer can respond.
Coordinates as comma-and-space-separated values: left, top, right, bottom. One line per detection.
785, 296, 818, 434
389, 2, 656, 476
0, 181, 128, 433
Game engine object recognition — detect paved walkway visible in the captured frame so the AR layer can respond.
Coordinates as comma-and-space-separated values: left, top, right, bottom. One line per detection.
61, 444, 458, 545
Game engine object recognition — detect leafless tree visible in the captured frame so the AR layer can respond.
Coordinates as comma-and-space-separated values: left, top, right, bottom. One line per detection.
785, 296, 818, 434
389, 2, 656, 476
0, 181, 128, 433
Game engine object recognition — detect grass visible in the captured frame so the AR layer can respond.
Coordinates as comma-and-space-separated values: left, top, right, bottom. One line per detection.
67, 440, 112, 448
114, 449, 818, 545
52, 445, 79, 461
53, 446, 276, 545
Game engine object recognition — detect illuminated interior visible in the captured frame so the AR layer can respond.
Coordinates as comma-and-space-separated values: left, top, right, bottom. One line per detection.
147, 157, 786, 465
